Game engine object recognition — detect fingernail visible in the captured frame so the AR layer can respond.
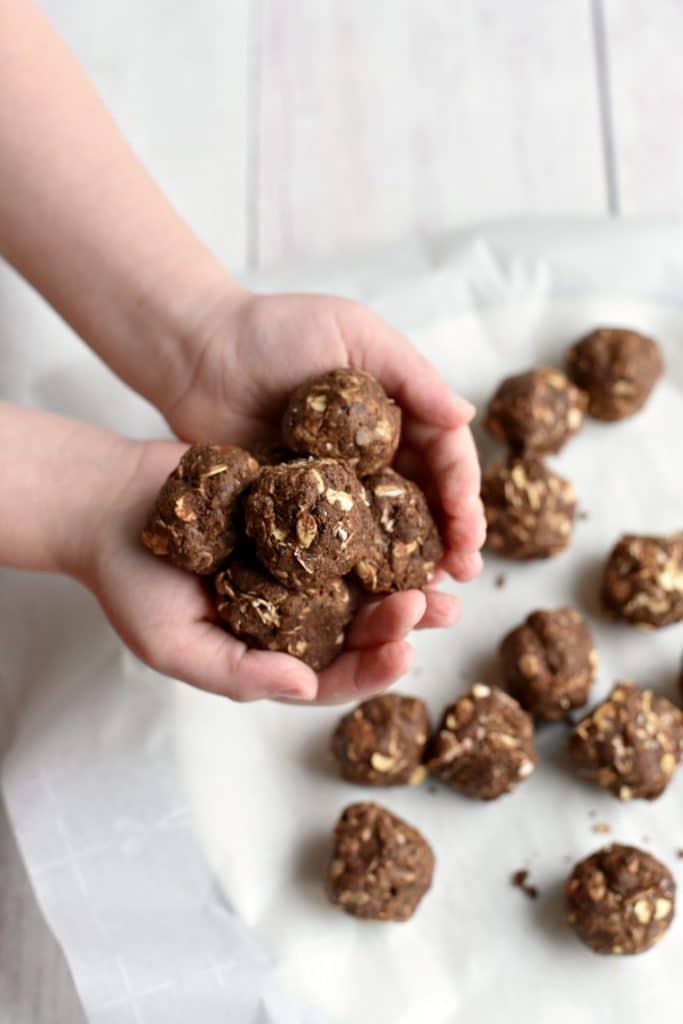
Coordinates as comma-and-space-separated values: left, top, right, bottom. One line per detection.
276, 687, 314, 702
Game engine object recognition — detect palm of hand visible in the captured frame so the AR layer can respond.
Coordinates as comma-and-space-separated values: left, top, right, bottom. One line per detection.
90, 441, 311, 701
169, 293, 352, 445
92, 439, 449, 704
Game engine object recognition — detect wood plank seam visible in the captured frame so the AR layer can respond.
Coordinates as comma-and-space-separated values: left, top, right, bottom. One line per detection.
591, 0, 620, 214
247, 0, 264, 269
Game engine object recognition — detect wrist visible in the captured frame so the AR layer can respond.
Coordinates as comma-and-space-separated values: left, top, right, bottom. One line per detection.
54, 433, 141, 585
0, 402, 138, 583
154, 276, 254, 434
141, 261, 252, 420
65, 435, 193, 586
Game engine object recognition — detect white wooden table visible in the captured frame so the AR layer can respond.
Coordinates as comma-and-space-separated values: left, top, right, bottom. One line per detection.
3, 1, 683, 1019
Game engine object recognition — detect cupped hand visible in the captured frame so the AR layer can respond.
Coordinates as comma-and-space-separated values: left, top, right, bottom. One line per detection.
86, 439, 463, 704
167, 291, 486, 582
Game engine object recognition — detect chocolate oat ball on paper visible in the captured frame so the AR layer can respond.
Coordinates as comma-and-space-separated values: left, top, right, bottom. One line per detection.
355, 468, 443, 593
481, 456, 576, 559
566, 327, 663, 421
244, 458, 373, 588
331, 694, 430, 786
427, 684, 536, 799
282, 367, 401, 476
326, 802, 434, 921
602, 533, 683, 629
569, 681, 683, 801
566, 844, 675, 955
141, 444, 259, 575
215, 557, 352, 670
500, 608, 597, 720
485, 365, 586, 454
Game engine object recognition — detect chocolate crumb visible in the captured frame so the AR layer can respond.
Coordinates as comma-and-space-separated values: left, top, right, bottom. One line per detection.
494, 573, 507, 589
511, 868, 539, 900
676, 849, 683, 859
577, 508, 590, 521
427, 784, 439, 795
592, 822, 611, 834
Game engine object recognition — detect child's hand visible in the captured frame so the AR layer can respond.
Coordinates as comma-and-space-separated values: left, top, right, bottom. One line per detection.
86, 439, 458, 704
165, 291, 485, 584
1, 6, 483, 703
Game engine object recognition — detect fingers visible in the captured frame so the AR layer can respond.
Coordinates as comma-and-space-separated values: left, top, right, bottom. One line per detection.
415, 589, 461, 629
314, 640, 415, 705
348, 316, 474, 430
442, 549, 484, 582
386, 352, 475, 430
400, 422, 486, 575
346, 584, 460, 642
309, 588, 459, 705
147, 588, 462, 705
403, 422, 480, 519
445, 494, 487, 557
346, 590, 426, 648
152, 619, 318, 702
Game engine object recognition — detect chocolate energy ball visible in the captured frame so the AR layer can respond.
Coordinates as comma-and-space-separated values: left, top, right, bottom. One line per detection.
355, 468, 443, 593
566, 327, 663, 421
282, 367, 401, 476
331, 694, 430, 786
485, 365, 586, 454
215, 557, 351, 670
244, 458, 373, 588
566, 844, 675, 955
326, 802, 434, 921
569, 681, 683, 801
427, 684, 536, 800
602, 533, 683, 629
141, 444, 259, 575
500, 608, 597, 720
481, 456, 576, 559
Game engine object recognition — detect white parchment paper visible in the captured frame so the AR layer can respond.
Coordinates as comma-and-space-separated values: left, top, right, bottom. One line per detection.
2, 221, 683, 1023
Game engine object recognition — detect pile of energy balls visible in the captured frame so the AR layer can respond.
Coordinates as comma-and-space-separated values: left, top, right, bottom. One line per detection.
142, 366, 442, 670
142, 326, 683, 959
